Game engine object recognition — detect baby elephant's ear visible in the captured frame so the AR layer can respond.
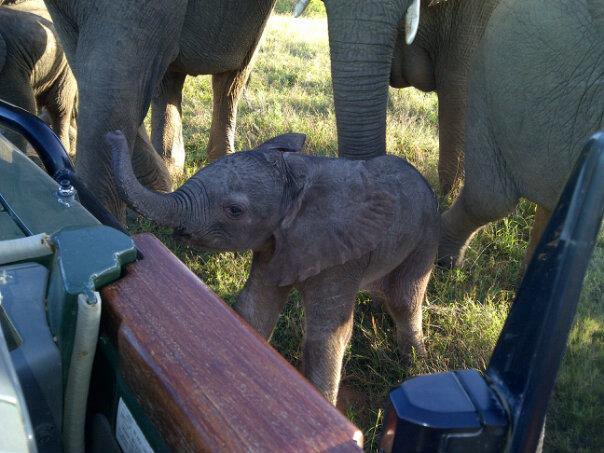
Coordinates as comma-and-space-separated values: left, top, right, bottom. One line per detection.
267, 164, 396, 287
256, 133, 306, 153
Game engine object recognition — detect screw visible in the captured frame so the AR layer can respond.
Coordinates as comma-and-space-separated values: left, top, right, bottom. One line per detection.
57, 179, 76, 206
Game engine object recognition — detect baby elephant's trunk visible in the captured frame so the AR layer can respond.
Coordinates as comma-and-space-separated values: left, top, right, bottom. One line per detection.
105, 130, 182, 228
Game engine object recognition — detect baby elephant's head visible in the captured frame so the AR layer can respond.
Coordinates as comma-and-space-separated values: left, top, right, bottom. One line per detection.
107, 130, 395, 287
106, 130, 307, 252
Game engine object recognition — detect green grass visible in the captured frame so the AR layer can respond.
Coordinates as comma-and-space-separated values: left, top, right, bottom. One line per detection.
274, 0, 326, 17
546, 241, 604, 452
140, 14, 603, 452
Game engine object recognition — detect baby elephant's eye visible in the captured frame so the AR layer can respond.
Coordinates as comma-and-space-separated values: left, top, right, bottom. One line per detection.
224, 204, 245, 219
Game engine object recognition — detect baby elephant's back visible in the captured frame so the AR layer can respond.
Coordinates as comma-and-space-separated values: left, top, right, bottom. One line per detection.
369, 154, 438, 227
362, 155, 439, 277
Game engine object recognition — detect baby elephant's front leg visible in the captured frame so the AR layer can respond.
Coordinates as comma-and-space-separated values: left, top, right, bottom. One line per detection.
300, 277, 357, 405
234, 251, 291, 340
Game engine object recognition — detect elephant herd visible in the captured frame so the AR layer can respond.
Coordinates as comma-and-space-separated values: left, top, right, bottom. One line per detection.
0, 0, 602, 404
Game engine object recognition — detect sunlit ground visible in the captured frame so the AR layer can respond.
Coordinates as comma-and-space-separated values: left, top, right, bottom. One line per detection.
136, 10, 603, 452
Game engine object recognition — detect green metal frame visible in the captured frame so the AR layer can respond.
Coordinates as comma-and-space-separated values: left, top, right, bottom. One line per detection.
0, 136, 137, 386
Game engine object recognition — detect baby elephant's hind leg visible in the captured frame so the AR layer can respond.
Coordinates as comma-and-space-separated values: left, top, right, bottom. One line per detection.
382, 246, 435, 360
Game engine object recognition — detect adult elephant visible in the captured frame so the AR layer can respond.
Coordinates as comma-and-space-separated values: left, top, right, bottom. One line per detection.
43, 0, 276, 218
302, 0, 602, 265
307, 0, 498, 194
438, 0, 603, 266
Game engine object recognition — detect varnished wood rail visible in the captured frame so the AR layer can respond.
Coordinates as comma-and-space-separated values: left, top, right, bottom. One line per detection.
100, 233, 363, 452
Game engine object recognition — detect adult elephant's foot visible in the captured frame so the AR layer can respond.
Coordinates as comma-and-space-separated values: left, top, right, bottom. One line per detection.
206, 142, 230, 164
206, 124, 234, 163
155, 134, 185, 181
438, 165, 462, 196
521, 205, 552, 270
164, 158, 185, 185
437, 202, 480, 269
436, 234, 468, 269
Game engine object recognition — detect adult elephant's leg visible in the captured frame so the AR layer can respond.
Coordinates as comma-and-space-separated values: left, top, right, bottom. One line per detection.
437, 85, 466, 194
206, 66, 252, 162
151, 71, 186, 176
131, 125, 172, 191
522, 205, 551, 269
71, 0, 187, 217
439, 57, 520, 269
43, 69, 77, 151
0, 81, 36, 151
42, 7, 79, 157
438, 155, 519, 268
438, 87, 518, 268
69, 112, 77, 156
43, 100, 72, 151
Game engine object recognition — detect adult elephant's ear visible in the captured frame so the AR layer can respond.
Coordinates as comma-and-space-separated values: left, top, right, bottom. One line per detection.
267, 156, 396, 287
256, 133, 306, 153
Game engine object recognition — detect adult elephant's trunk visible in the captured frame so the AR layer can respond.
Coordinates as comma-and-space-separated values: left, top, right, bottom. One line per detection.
51, 0, 187, 220
325, 0, 415, 159
105, 131, 183, 228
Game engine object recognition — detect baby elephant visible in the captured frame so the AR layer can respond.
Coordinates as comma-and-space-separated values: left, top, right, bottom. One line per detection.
107, 130, 439, 404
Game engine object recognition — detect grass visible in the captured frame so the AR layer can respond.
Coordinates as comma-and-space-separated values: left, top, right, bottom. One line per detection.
139, 13, 603, 452
274, 0, 326, 17
546, 241, 604, 452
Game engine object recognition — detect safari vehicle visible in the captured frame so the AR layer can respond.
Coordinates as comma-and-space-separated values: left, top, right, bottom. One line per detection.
0, 98, 602, 452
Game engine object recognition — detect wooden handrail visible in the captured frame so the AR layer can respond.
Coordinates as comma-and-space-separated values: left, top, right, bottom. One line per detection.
100, 233, 363, 452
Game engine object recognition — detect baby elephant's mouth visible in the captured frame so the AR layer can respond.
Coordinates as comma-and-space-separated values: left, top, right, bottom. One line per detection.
172, 228, 214, 251
171, 228, 230, 253
172, 227, 192, 240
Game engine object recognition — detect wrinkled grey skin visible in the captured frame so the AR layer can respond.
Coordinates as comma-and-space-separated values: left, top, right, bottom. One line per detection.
389, 0, 499, 193
106, 130, 439, 404
43, 0, 276, 219
325, 0, 603, 266
325, 0, 498, 194
150, 71, 187, 177
0, 0, 76, 152
438, 0, 603, 267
